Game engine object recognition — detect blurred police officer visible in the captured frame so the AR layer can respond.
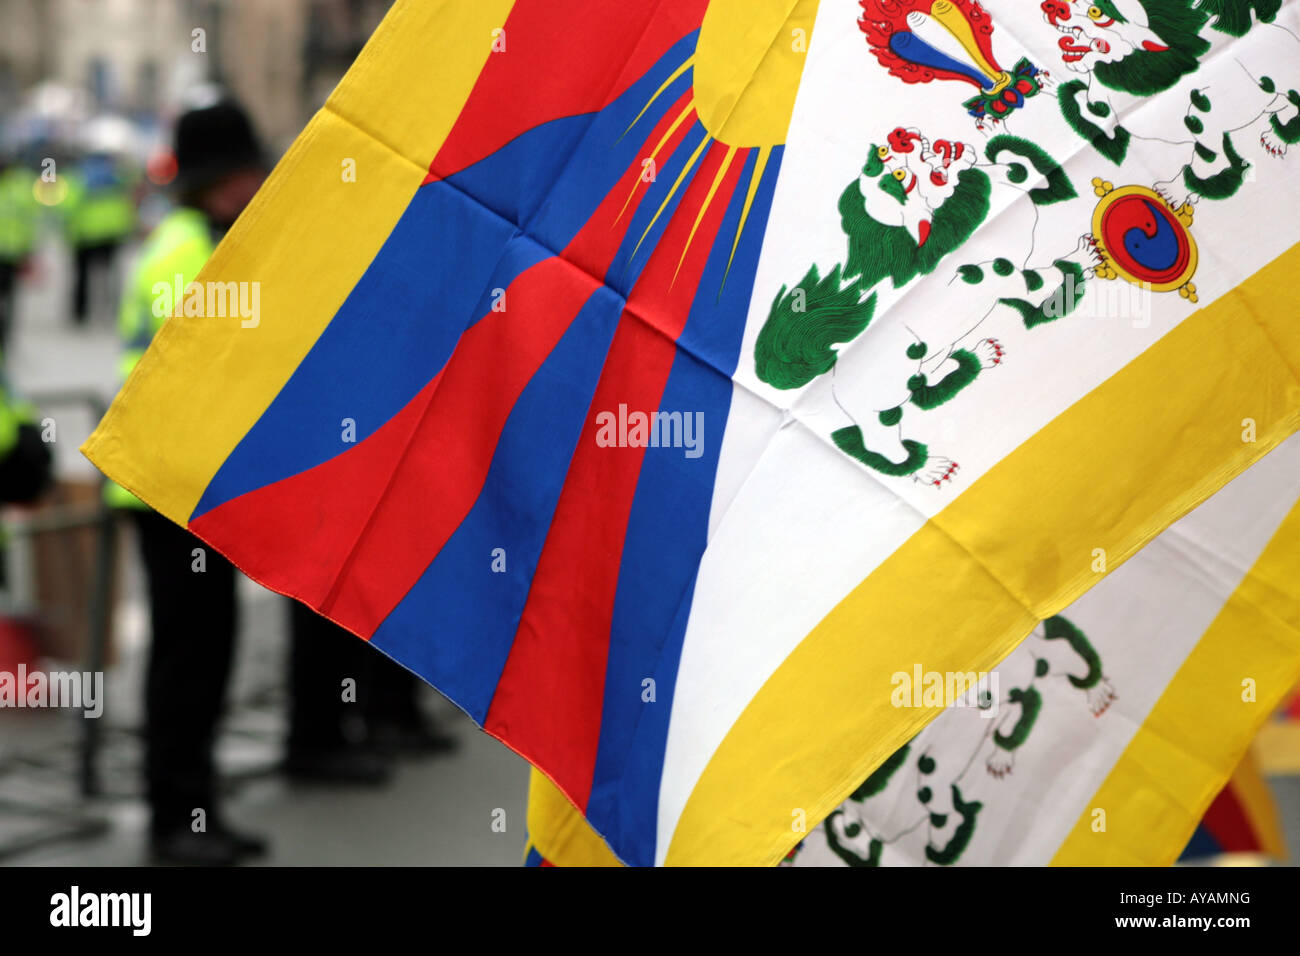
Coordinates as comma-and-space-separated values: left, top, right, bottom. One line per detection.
115, 99, 446, 866
110, 99, 269, 865
0, 361, 51, 507
0, 156, 39, 350
63, 150, 136, 326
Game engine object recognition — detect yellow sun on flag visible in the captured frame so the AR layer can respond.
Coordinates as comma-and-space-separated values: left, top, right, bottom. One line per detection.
618, 0, 821, 283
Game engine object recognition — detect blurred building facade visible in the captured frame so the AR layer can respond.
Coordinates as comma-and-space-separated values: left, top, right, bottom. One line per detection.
0, 0, 393, 151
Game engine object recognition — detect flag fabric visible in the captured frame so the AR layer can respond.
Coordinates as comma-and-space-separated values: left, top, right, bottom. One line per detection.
84, 0, 1300, 866
528, 431, 1300, 866
793, 433, 1300, 867
1178, 749, 1286, 863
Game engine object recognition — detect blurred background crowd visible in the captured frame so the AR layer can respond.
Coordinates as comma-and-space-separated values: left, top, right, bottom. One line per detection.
0, 0, 527, 866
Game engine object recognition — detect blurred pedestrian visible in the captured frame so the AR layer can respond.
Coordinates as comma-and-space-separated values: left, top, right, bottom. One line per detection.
107, 99, 267, 865
111, 98, 445, 866
0, 157, 39, 351
364, 649, 457, 757
0, 360, 51, 507
62, 151, 135, 327
287, 603, 455, 782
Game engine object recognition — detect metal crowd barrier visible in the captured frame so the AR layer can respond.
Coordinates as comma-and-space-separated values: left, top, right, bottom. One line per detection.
0, 388, 115, 859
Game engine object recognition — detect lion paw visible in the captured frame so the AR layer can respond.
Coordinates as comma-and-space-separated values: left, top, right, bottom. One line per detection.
986, 749, 1014, 779
1261, 129, 1287, 159
1153, 182, 1195, 214
1087, 679, 1117, 716
1073, 234, 1104, 275
914, 457, 959, 489
974, 337, 1005, 368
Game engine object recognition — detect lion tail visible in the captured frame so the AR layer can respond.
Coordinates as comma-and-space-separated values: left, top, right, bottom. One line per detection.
754, 263, 875, 390
984, 133, 1078, 206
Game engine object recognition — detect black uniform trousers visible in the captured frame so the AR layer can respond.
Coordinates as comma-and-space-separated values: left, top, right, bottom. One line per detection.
135, 510, 422, 833
133, 509, 236, 835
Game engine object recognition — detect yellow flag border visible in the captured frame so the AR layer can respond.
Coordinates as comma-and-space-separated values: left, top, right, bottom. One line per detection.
665, 242, 1300, 866
80, 0, 517, 524
1052, 500, 1300, 864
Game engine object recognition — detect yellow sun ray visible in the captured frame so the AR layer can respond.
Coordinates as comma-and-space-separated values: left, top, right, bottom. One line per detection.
610, 0, 815, 293
721, 145, 771, 292
619, 55, 694, 142
672, 144, 739, 287
627, 132, 712, 269
615, 100, 697, 226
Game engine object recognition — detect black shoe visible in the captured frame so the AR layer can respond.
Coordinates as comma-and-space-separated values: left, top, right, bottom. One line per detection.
150, 828, 249, 867
285, 745, 393, 786
211, 820, 269, 859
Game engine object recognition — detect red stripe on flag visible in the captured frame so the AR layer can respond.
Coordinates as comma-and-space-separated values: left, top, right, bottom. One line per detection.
188, 368, 444, 619
319, 257, 603, 637
561, 89, 696, 283
318, 124, 701, 634
189, 119, 700, 642
426, 0, 710, 183
1201, 784, 1261, 853
485, 141, 745, 808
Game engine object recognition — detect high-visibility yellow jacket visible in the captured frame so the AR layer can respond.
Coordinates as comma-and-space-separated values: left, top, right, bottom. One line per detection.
61, 162, 136, 248
0, 166, 40, 261
105, 206, 214, 510
0, 378, 38, 458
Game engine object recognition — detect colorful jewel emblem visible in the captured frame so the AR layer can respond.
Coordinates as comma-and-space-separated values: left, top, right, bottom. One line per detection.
858, 0, 1045, 122
1090, 180, 1198, 300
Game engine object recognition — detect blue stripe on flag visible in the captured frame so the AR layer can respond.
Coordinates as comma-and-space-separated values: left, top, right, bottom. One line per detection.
189, 33, 699, 521
583, 147, 782, 865
527, 32, 698, 251
369, 282, 625, 722
190, 182, 536, 519
604, 120, 712, 297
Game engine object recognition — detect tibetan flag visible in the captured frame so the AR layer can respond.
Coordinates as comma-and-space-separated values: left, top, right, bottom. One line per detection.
529, 432, 1300, 866
85, 0, 1300, 866
1178, 750, 1286, 863
795, 433, 1300, 867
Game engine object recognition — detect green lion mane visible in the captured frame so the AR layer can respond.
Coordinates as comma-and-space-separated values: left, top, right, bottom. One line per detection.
753, 167, 991, 390
1092, 0, 1211, 94
839, 166, 992, 291
1197, 0, 1281, 37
